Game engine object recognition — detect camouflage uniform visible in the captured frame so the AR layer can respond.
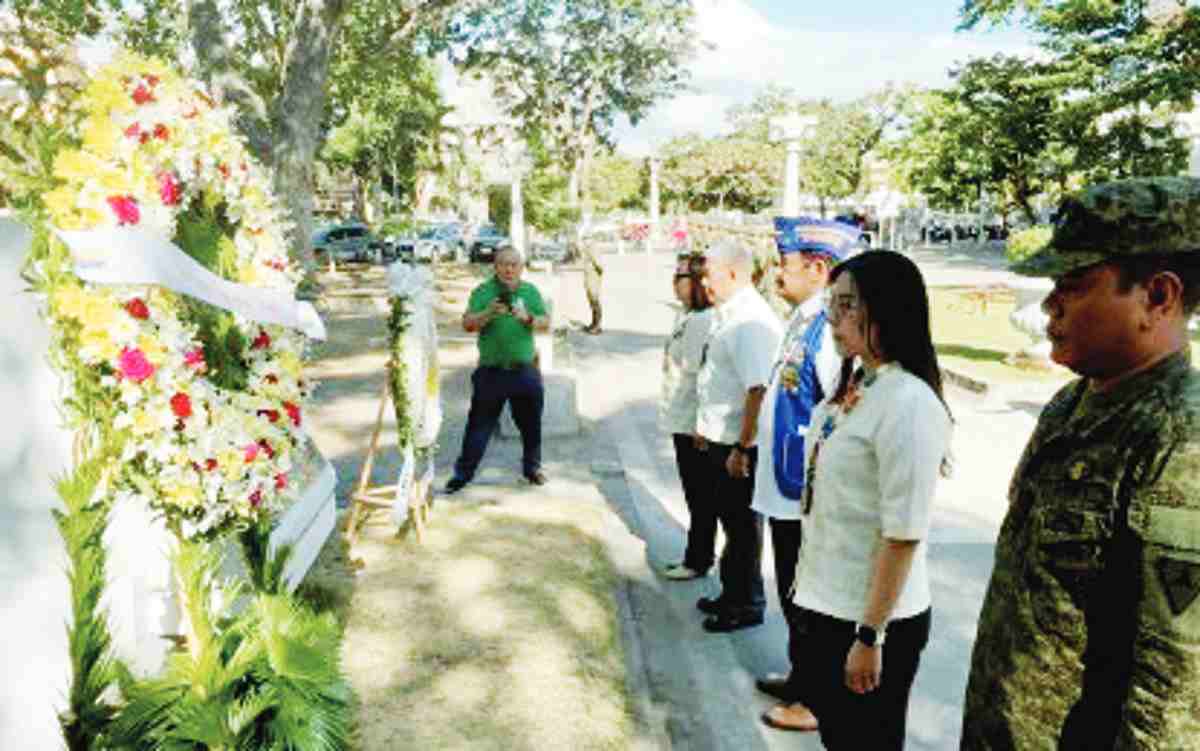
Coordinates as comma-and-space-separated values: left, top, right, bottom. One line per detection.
582, 241, 603, 331
962, 177, 1200, 750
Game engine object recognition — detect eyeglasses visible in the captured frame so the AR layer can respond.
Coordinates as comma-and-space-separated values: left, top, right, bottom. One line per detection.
823, 291, 860, 323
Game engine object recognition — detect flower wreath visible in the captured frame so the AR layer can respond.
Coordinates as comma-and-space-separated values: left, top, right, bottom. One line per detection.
31, 51, 314, 540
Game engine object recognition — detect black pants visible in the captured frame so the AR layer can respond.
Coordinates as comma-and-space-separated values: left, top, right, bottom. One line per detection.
706, 442, 765, 615
671, 434, 718, 573
770, 518, 803, 695
452, 365, 543, 481
793, 607, 931, 750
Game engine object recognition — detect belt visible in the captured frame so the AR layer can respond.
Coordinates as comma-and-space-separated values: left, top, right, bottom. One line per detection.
485, 362, 531, 371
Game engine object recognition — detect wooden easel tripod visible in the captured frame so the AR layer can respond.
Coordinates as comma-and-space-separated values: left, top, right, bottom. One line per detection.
346, 378, 432, 545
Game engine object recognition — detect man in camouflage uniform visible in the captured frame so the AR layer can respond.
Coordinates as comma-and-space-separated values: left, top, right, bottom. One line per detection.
581, 238, 603, 334
961, 176, 1200, 749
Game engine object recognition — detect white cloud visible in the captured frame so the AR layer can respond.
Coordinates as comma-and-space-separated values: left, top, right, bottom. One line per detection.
614, 0, 1040, 157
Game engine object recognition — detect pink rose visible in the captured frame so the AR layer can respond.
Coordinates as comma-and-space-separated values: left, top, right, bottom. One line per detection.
184, 348, 206, 370
106, 196, 141, 226
117, 348, 155, 383
158, 172, 182, 206
249, 489, 262, 508
243, 443, 260, 463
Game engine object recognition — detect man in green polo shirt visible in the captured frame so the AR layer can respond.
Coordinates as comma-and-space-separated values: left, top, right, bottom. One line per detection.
445, 246, 551, 493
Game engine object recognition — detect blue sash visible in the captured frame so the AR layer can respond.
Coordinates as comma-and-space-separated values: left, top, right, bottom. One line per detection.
773, 313, 827, 500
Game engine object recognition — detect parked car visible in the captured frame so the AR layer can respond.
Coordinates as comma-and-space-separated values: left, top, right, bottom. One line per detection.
529, 234, 571, 264
408, 224, 466, 262
469, 224, 509, 262
311, 223, 384, 263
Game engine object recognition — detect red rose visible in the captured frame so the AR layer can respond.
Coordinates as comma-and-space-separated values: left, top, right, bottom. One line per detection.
170, 392, 192, 419
124, 123, 141, 139
106, 195, 140, 226
153, 123, 169, 141
158, 172, 182, 206
257, 439, 275, 459
204, 458, 218, 471
145, 74, 160, 87
274, 472, 288, 491
131, 84, 154, 105
283, 402, 301, 428
218, 164, 230, 179
257, 409, 280, 423
249, 489, 262, 508
124, 298, 150, 319
251, 330, 271, 350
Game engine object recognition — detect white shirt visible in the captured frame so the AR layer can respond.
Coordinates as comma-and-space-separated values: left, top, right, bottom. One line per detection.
696, 285, 783, 445
792, 365, 952, 623
751, 295, 841, 520
659, 307, 714, 435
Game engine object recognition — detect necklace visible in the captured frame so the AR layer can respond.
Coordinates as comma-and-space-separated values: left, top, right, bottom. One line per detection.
802, 362, 894, 514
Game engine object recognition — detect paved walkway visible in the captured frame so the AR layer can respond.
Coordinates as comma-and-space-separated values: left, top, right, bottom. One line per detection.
555, 247, 1046, 749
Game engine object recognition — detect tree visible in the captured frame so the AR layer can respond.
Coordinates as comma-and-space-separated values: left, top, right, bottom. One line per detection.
659, 134, 779, 213
447, 0, 698, 210
585, 153, 646, 214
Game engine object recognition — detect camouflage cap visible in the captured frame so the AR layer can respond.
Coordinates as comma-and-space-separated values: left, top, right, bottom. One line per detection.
1012, 176, 1200, 277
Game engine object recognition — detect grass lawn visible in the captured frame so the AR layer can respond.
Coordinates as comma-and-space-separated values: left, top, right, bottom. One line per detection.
341, 497, 636, 750
928, 285, 1071, 385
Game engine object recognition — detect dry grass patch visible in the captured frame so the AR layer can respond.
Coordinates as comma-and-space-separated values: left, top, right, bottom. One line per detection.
344, 497, 635, 751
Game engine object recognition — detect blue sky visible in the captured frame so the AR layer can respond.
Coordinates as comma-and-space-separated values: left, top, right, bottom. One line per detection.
613, 0, 1039, 155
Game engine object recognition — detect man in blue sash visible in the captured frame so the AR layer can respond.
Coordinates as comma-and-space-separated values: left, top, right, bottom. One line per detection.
730, 217, 858, 732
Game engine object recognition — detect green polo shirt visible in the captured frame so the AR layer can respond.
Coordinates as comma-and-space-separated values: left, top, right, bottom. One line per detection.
467, 276, 547, 367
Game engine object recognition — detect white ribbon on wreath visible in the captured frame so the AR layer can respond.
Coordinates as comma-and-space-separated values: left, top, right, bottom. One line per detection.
54, 226, 326, 340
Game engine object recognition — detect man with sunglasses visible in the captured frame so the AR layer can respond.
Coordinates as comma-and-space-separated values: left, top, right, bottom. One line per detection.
742, 218, 860, 732
962, 177, 1200, 748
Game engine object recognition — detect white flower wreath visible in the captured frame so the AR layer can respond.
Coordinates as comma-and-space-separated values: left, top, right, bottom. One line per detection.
36, 52, 316, 539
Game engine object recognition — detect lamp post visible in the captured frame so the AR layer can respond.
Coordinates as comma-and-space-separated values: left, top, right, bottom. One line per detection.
648, 155, 662, 252
769, 112, 819, 216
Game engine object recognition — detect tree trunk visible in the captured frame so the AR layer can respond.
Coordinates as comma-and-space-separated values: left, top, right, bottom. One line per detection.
270, 0, 347, 268
568, 163, 581, 208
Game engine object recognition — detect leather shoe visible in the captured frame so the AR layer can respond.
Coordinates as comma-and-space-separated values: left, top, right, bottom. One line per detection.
755, 673, 794, 702
761, 702, 818, 732
695, 596, 725, 615
702, 611, 763, 633
444, 476, 468, 494
524, 470, 547, 486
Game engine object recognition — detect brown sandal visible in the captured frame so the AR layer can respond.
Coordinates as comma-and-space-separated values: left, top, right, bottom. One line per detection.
760, 702, 819, 732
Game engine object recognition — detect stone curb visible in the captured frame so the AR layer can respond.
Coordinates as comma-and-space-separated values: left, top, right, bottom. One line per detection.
942, 366, 991, 398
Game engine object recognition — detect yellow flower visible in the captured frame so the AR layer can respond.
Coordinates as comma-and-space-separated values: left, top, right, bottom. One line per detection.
81, 295, 117, 331
132, 408, 157, 435
53, 149, 101, 183
53, 284, 88, 320
79, 326, 120, 360
238, 262, 260, 284
138, 334, 168, 366
43, 186, 83, 228
277, 351, 302, 380
164, 482, 201, 510
82, 115, 122, 157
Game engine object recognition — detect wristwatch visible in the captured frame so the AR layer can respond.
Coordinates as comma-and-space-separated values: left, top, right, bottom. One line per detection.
854, 622, 885, 648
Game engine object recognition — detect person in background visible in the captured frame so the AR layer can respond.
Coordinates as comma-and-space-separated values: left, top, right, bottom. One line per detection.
659, 253, 716, 581
743, 218, 857, 732
581, 235, 604, 334
788, 250, 952, 748
694, 240, 783, 632
444, 247, 550, 493
962, 177, 1200, 748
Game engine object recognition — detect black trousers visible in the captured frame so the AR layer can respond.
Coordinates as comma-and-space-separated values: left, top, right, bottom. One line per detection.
770, 517, 803, 694
671, 434, 718, 573
452, 365, 543, 481
706, 442, 765, 615
793, 607, 931, 750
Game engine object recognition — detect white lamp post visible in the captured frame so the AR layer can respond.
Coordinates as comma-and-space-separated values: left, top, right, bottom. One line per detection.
501, 141, 532, 255
769, 112, 819, 216
649, 155, 662, 251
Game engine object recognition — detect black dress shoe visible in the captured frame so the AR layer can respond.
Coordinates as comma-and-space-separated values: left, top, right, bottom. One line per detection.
444, 476, 468, 494
702, 611, 764, 633
696, 596, 725, 615
756, 673, 795, 702
524, 470, 547, 486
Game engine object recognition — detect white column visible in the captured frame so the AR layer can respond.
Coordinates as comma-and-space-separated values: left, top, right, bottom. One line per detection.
782, 141, 802, 216
770, 113, 818, 216
510, 172, 525, 255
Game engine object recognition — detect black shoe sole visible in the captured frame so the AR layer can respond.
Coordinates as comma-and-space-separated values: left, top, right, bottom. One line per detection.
702, 614, 764, 633
755, 677, 794, 702
696, 597, 724, 615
